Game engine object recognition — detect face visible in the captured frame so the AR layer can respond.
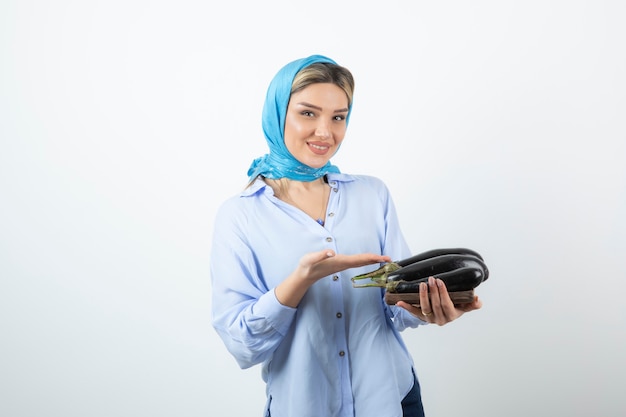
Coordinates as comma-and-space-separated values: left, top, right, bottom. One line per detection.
283, 83, 349, 169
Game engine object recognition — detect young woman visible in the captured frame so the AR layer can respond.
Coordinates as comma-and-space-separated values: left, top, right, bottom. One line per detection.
210, 54, 482, 417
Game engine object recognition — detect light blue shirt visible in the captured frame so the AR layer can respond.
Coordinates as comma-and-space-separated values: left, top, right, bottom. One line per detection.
210, 173, 425, 417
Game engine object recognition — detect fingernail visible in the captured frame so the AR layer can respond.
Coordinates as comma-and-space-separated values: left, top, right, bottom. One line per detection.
437, 278, 444, 287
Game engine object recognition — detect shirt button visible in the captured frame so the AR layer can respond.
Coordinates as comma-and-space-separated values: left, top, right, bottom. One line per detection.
336, 312, 342, 318
328, 212, 335, 217
333, 188, 338, 192
339, 350, 345, 357
325, 237, 333, 242
332, 275, 339, 281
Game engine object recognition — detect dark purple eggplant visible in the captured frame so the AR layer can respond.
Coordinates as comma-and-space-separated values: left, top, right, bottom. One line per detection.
351, 247, 485, 283
387, 253, 489, 283
352, 250, 490, 294
388, 266, 485, 293
395, 247, 484, 267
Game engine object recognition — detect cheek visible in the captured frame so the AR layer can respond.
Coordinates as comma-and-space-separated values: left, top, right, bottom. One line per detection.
333, 125, 347, 141
284, 114, 306, 138
283, 118, 308, 155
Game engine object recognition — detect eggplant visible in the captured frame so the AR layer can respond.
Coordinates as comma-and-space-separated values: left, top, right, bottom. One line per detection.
388, 266, 486, 293
351, 247, 485, 283
387, 253, 489, 283
351, 249, 489, 294
395, 247, 484, 267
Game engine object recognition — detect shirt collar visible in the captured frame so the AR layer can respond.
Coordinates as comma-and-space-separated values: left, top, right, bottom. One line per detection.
240, 173, 357, 198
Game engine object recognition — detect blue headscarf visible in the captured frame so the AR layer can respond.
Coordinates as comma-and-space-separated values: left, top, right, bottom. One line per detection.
247, 55, 350, 181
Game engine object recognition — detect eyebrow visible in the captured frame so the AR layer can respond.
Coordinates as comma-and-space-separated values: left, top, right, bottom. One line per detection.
296, 102, 349, 113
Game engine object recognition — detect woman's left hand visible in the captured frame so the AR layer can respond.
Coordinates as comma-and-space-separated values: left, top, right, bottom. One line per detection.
396, 276, 483, 325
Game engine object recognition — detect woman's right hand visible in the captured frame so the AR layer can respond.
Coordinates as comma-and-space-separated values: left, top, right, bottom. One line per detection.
275, 250, 391, 307
298, 250, 391, 282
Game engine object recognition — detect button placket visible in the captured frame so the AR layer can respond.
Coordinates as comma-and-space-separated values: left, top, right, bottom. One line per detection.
323, 181, 338, 228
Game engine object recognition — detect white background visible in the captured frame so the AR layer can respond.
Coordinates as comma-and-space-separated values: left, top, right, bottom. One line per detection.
1, 1, 625, 416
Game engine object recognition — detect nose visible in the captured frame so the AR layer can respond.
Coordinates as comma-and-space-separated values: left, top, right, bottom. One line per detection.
315, 119, 331, 139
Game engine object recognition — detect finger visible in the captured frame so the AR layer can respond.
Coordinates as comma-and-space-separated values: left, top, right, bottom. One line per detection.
352, 253, 392, 265
301, 250, 335, 266
425, 277, 448, 324
457, 295, 483, 313
397, 301, 431, 322
418, 281, 432, 318
358, 253, 392, 266
309, 252, 390, 280
396, 300, 421, 316
333, 253, 391, 270
435, 278, 458, 319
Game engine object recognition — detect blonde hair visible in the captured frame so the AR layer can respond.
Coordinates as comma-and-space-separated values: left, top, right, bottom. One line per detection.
290, 62, 355, 107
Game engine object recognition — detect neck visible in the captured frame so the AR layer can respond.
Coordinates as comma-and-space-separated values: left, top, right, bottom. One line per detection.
267, 176, 326, 196
267, 176, 329, 225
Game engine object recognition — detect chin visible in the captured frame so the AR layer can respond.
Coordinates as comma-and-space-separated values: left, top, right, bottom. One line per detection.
296, 156, 329, 169
305, 161, 329, 169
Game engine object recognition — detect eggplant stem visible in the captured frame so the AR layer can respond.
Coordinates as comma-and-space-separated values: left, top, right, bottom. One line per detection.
350, 262, 402, 281
351, 262, 403, 288
351, 280, 387, 288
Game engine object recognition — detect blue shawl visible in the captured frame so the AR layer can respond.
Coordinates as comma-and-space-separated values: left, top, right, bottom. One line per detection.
247, 55, 349, 181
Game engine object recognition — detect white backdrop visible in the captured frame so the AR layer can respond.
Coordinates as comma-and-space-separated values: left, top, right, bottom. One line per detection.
1, 1, 625, 416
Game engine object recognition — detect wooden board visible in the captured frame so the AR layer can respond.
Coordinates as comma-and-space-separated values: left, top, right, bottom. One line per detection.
384, 290, 475, 307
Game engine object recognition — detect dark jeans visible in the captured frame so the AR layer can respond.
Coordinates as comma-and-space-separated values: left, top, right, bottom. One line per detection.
401, 371, 425, 417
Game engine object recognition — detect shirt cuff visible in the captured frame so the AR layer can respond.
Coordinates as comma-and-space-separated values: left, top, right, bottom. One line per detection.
251, 288, 297, 336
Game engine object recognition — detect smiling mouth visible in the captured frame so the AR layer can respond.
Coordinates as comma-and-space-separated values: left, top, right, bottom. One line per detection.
308, 142, 331, 155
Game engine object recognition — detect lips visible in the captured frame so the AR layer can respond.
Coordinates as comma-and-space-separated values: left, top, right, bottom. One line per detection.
308, 142, 331, 155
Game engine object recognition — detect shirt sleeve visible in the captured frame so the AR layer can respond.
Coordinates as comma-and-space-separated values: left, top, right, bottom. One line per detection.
210, 198, 297, 369
374, 177, 427, 331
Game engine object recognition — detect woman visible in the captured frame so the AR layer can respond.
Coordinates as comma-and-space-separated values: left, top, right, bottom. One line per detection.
210, 54, 482, 417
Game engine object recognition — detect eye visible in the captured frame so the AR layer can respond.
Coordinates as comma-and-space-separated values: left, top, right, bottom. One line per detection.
333, 114, 347, 121
301, 111, 315, 117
